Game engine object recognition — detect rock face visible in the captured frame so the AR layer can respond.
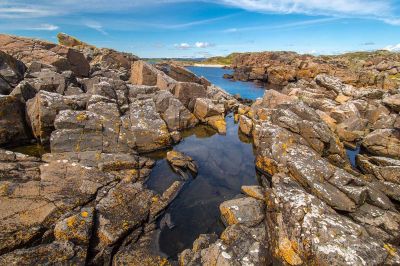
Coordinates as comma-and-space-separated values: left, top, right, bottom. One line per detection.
230, 50, 400, 89
0, 34, 90, 77
362, 129, 400, 159
0, 50, 26, 94
57, 32, 138, 72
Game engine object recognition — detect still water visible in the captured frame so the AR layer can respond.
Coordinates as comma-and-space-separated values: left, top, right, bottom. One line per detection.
187, 66, 266, 100
145, 66, 262, 259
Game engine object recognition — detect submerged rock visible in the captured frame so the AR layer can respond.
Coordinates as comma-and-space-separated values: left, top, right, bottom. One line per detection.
167, 150, 198, 179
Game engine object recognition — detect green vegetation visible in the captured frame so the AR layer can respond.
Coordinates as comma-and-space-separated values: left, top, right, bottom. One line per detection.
202, 53, 241, 65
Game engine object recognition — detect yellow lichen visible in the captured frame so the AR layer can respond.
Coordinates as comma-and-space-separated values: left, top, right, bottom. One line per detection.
278, 238, 303, 265
76, 113, 88, 122
66, 216, 77, 227
384, 243, 397, 257
81, 211, 88, 218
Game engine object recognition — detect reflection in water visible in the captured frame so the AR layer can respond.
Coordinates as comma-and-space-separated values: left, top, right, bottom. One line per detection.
10, 144, 49, 158
187, 66, 266, 100
145, 115, 258, 259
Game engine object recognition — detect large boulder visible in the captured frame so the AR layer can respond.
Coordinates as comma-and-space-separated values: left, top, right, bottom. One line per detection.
265, 174, 399, 265
0, 34, 89, 77
26, 91, 87, 144
130, 60, 159, 86
121, 98, 171, 152
0, 95, 30, 146
173, 82, 207, 109
0, 50, 26, 94
383, 94, 400, 112
362, 129, 400, 159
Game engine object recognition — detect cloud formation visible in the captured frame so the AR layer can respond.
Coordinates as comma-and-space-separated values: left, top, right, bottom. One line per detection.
384, 44, 400, 51
195, 42, 213, 48
174, 43, 191, 49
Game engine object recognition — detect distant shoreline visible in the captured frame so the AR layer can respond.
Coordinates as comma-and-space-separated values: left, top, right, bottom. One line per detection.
192, 63, 228, 68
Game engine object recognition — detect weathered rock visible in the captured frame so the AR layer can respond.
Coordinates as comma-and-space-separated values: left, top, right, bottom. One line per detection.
239, 115, 253, 136
130, 60, 159, 86
362, 129, 400, 159
167, 64, 201, 83
241, 185, 265, 200
166, 150, 198, 179
54, 207, 94, 245
26, 90, 87, 143
383, 94, 400, 112
206, 115, 227, 134
193, 97, 225, 120
121, 98, 171, 152
0, 241, 87, 265
261, 89, 297, 108
220, 197, 265, 227
173, 82, 207, 109
25, 69, 67, 95
0, 34, 90, 77
265, 173, 399, 265
0, 50, 26, 94
0, 95, 30, 146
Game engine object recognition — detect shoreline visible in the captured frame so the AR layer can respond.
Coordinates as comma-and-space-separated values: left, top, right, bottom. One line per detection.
192, 63, 229, 68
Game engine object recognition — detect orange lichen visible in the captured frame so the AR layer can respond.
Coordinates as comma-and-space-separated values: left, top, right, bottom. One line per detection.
81, 211, 89, 218
278, 238, 303, 265
384, 243, 397, 257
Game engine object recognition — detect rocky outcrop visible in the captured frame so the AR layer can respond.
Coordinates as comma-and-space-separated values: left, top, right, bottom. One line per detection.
57, 32, 138, 73
180, 187, 269, 266
229, 51, 400, 89
0, 34, 90, 77
362, 129, 400, 159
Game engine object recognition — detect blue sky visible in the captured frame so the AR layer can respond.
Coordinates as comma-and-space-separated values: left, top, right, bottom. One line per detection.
1, 0, 400, 58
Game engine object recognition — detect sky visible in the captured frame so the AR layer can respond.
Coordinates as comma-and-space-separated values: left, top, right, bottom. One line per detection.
1, 0, 400, 58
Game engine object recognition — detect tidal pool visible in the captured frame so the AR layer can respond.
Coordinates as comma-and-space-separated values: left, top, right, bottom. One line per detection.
145, 115, 259, 259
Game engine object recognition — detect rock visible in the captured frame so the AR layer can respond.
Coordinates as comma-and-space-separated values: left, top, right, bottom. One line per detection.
0, 50, 26, 94
0, 95, 30, 146
261, 89, 297, 108
0, 149, 41, 181
239, 115, 253, 136
383, 94, 400, 112
167, 64, 201, 83
25, 69, 67, 95
121, 98, 171, 152
130, 60, 159, 86
357, 154, 400, 184
57, 32, 138, 71
26, 91, 86, 143
0, 34, 89, 77
241, 185, 265, 200
54, 207, 94, 245
94, 182, 153, 253
193, 98, 225, 120
0, 241, 86, 265
166, 150, 198, 179
362, 129, 400, 159
219, 197, 265, 227
265, 173, 398, 266
173, 82, 207, 109
206, 115, 227, 134
154, 90, 198, 131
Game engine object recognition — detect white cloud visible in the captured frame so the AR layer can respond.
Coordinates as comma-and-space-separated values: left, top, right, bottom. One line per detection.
85, 21, 108, 35
383, 44, 400, 51
28, 23, 59, 31
223, 17, 339, 33
174, 43, 191, 49
195, 42, 213, 48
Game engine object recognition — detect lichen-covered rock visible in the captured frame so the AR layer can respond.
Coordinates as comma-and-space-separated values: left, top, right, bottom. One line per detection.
121, 98, 171, 152
362, 129, 400, 159
26, 90, 87, 143
54, 207, 94, 245
130, 60, 159, 86
166, 150, 198, 179
193, 97, 225, 120
239, 115, 253, 136
219, 197, 265, 227
0, 241, 87, 265
265, 173, 399, 266
173, 82, 207, 109
383, 94, 400, 112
